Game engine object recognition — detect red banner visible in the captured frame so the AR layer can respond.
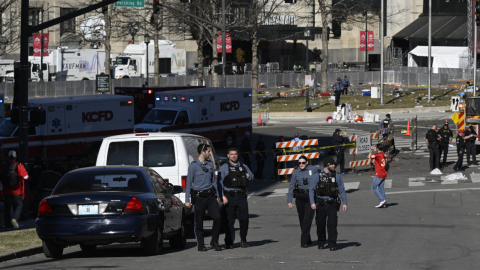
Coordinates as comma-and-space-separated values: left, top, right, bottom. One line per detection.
33, 33, 41, 56
217, 31, 232, 53
360, 31, 374, 51
42, 33, 49, 56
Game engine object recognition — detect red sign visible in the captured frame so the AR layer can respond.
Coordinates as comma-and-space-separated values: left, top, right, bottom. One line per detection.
360, 31, 374, 51
42, 33, 49, 56
33, 33, 42, 56
217, 31, 232, 53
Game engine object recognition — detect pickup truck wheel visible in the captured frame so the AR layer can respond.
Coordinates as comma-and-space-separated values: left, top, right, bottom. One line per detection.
169, 218, 186, 248
224, 132, 236, 147
143, 223, 163, 255
43, 240, 64, 259
80, 243, 97, 251
122, 76, 130, 79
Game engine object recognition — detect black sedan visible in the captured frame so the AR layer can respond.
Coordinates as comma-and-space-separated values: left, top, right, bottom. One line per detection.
36, 166, 186, 258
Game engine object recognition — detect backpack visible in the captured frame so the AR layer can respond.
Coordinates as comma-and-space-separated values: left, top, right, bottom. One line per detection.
1, 162, 19, 188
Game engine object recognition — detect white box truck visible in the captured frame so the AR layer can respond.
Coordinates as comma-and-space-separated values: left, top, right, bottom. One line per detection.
134, 88, 252, 147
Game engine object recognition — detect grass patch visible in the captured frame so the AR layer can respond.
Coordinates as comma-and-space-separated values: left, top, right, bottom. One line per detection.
260, 87, 459, 112
0, 229, 42, 253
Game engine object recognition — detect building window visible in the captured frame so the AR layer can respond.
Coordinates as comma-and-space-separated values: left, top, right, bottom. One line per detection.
28, 8, 41, 26
60, 8, 76, 36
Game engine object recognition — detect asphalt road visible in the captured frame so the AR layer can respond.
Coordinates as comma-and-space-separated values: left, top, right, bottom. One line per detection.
2, 120, 480, 269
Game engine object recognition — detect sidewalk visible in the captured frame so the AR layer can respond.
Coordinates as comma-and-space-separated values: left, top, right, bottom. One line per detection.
262, 106, 450, 123
1, 218, 36, 234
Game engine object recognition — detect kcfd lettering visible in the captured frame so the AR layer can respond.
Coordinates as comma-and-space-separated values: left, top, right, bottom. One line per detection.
82, 111, 114, 123
220, 101, 240, 112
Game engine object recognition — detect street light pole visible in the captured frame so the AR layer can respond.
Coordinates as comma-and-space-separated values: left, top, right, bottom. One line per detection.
380, 0, 384, 104
428, 0, 431, 102
305, 26, 311, 111
144, 33, 150, 86
365, 11, 368, 72
39, 6, 44, 82
222, 0, 226, 87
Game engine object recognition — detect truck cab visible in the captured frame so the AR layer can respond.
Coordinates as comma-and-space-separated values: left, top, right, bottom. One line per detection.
111, 56, 142, 79
4, 61, 49, 82
134, 106, 191, 133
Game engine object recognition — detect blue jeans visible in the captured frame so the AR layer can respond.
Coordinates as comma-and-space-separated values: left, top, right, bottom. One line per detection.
371, 176, 386, 202
4, 194, 23, 226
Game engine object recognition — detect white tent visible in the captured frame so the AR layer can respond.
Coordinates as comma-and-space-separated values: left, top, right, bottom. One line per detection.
407, 46, 469, 73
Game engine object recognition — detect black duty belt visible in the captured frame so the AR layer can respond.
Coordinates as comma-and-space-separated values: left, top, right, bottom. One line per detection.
225, 189, 247, 196
297, 189, 309, 194
194, 187, 216, 197
316, 198, 336, 205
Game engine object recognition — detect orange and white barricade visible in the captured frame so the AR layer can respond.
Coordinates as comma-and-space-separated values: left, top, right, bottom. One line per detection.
275, 139, 319, 176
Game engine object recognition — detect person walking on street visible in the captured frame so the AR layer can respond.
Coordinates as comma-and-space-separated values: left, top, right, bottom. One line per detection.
254, 135, 266, 179
342, 76, 350, 95
272, 136, 285, 180
379, 114, 396, 154
425, 125, 441, 170
454, 129, 470, 171
309, 157, 348, 251
332, 129, 348, 175
332, 78, 343, 107
240, 132, 253, 168
220, 147, 254, 249
287, 156, 318, 248
438, 121, 454, 168
1, 150, 29, 230
185, 144, 221, 251
369, 144, 388, 208
464, 125, 478, 165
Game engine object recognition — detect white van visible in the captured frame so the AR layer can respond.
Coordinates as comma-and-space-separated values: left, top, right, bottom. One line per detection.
95, 132, 221, 204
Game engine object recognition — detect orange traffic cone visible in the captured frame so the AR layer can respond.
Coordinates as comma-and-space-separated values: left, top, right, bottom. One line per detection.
257, 112, 262, 126
404, 121, 411, 136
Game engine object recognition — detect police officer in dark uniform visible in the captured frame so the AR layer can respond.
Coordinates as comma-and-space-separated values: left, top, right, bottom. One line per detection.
464, 125, 479, 165
378, 114, 396, 154
332, 78, 343, 107
185, 144, 221, 251
425, 124, 441, 170
309, 157, 348, 251
438, 121, 454, 168
219, 147, 254, 249
287, 156, 319, 248
454, 130, 466, 171
333, 129, 348, 175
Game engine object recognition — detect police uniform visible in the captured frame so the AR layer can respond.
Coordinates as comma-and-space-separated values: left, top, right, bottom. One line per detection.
438, 124, 454, 167
309, 162, 347, 250
454, 132, 466, 171
219, 161, 254, 248
332, 130, 348, 174
379, 116, 395, 154
185, 159, 221, 251
287, 165, 319, 247
425, 128, 440, 170
464, 126, 478, 165
332, 79, 343, 107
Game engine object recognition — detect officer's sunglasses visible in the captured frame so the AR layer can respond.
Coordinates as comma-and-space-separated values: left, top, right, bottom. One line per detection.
298, 161, 307, 164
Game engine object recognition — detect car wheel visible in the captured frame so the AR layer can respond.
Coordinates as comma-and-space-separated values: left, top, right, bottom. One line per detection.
143, 223, 163, 255
184, 214, 195, 239
224, 132, 236, 147
169, 219, 186, 248
43, 240, 64, 259
80, 243, 97, 251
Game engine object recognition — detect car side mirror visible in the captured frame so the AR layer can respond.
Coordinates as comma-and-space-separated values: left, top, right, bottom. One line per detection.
172, 185, 183, 194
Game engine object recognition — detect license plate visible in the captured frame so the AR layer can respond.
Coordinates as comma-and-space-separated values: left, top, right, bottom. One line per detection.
78, 205, 98, 215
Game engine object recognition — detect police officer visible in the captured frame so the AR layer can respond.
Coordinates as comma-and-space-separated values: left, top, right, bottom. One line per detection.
332, 78, 343, 107
185, 144, 222, 251
309, 157, 348, 251
464, 125, 479, 165
425, 124, 441, 170
333, 129, 348, 175
220, 147, 254, 249
342, 76, 350, 95
454, 130, 467, 171
438, 121, 454, 168
379, 114, 396, 154
287, 156, 318, 248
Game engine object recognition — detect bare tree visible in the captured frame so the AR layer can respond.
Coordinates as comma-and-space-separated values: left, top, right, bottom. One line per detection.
0, 0, 20, 57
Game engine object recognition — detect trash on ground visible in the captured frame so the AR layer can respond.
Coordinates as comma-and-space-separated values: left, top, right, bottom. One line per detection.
445, 172, 467, 181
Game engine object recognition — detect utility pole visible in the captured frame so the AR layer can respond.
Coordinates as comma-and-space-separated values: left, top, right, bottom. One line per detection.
380, 0, 384, 105
18, 0, 30, 164
428, 0, 432, 102
39, 6, 44, 82
222, 0, 226, 87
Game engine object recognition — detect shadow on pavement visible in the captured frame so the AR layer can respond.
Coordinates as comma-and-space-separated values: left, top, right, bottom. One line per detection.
337, 241, 362, 250
244, 239, 278, 247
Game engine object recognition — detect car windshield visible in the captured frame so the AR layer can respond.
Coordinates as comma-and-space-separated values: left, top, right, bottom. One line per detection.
53, 170, 147, 194
141, 109, 178, 125
0, 119, 17, 137
112, 58, 129, 65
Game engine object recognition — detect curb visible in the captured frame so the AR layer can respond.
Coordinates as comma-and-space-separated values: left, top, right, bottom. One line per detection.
0, 245, 43, 262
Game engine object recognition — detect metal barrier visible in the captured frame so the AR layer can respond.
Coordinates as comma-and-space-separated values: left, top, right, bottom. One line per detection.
252, 105, 269, 126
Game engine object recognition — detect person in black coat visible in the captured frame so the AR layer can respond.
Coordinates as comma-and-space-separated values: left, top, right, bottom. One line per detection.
332, 129, 348, 175
464, 125, 479, 165
254, 135, 266, 179
240, 131, 253, 168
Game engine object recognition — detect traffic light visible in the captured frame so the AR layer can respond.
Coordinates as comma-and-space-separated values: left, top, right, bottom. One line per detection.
102, 0, 108, 15
153, 0, 161, 14
29, 107, 46, 126
476, 0, 480, 26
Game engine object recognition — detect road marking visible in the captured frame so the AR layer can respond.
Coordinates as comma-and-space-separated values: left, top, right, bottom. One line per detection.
385, 179, 392, 189
386, 187, 480, 195
344, 182, 360, 190
247, 191, 255, 199
470, 174, 480, 183
440, 176, 458, 185
409, 177, 425, 187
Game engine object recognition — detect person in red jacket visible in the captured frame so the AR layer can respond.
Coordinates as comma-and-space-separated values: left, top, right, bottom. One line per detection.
369, 144, 388, 208
2, 150, 29, 230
